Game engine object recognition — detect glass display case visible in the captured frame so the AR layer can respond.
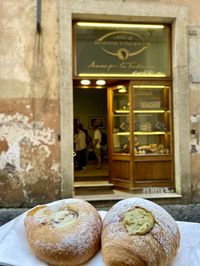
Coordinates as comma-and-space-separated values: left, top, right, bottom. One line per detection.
111, 84, 172, 155
112, 87, 130, 153
133, 85, 171, 155
108, 81, 174, 190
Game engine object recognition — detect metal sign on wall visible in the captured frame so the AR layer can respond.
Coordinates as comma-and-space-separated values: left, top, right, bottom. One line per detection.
74, 22, 171, 77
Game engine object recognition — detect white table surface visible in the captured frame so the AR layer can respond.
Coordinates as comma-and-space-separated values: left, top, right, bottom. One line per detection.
0, 210, 200, 266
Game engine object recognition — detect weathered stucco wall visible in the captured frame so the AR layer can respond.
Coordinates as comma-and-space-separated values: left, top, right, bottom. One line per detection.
1, 0, 200, 206
134, 0, 200, 25
0, 0, 61, 207
0, 100, 61, 207
114, 0, 200, 25
189, 26, 200, 202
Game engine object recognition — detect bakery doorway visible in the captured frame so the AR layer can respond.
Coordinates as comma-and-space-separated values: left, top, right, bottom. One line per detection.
73, 81, 110, 196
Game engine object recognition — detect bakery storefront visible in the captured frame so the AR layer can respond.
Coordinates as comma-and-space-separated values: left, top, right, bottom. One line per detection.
60, 1, 190, 201
73, 22, 175, 193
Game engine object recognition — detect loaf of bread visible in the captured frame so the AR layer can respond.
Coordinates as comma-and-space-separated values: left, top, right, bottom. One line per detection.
102, 198, 180, 266
24, 198, 102, 266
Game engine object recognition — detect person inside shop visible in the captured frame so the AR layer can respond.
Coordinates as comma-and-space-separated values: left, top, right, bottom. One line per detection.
78, 122, 92, 168
93, 119, 102, 169
74, 123, 87, 171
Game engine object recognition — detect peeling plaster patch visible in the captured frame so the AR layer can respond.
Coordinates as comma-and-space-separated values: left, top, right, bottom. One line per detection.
39, 145, 51, 157
51, 161, 60, 172
22, 189, 28, 200
0, 113, 55, 171
50, 161, 61, 183
31, 121, 43, 129
0, 151, 17, 170
0, 139, 9, 153
191, 154, 200, 200
52, 175, 61, 183
25, 161, 32, 172
33, 129, 55, 146
9, 178, 20, 190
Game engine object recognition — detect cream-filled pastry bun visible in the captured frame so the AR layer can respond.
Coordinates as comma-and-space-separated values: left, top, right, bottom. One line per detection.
102, 198, 180, 266
24, 199, 102, 266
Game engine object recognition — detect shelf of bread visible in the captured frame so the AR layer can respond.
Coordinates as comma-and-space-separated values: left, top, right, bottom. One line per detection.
135, 143, 170, 154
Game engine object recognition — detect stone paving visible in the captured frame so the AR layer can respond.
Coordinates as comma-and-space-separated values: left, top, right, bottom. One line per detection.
0, 203, 200, 226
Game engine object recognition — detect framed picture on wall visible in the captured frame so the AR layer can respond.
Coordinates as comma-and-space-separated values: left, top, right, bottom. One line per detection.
89, 116, 105, 129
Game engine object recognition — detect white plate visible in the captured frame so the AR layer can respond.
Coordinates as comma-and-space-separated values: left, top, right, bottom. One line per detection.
0, 207, 200, 266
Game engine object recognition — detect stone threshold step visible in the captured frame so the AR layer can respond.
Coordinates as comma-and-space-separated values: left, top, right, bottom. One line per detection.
74, 172, 108, 177
74, 192, 182, 202
74, 176, 109, 182
74, 181, 114, 188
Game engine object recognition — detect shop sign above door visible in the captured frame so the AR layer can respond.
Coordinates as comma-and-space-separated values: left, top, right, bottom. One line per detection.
74, 22, 171, 78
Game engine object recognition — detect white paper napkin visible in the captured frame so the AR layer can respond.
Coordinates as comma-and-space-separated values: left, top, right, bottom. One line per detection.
172, 221, 200, 266
0, 210, 107, 266
0, 207, 200, 266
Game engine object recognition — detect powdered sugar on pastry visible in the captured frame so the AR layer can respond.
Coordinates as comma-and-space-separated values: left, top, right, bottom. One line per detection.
24, 198, 102, 266
102, 198, 180, 266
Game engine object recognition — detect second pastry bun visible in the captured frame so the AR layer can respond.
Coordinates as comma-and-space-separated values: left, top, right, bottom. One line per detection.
102, 198, 180, 266
24, 198, 102, 266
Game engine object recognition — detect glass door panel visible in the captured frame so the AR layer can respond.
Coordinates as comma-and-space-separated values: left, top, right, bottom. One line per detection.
108, 81, 174, 189
112, 86, 130, 153
133, 85, 171, 155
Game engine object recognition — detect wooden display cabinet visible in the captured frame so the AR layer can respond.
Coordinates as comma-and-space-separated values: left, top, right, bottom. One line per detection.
107, 81, 174, 192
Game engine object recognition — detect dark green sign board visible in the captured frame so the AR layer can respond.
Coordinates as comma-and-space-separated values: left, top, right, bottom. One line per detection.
74, 22, 170, 77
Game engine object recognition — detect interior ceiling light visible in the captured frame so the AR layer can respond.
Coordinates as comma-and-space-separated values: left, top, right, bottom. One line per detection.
117, 85, 125, 89
118, 86, 127, 93
80, 79, 91, 85
119, 88, 127, 93
96, 80, 106, 85
76, 22, 165, 29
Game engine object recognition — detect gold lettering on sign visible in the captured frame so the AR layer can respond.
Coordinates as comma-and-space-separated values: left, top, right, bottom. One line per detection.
88, 61, 154, 72
120, 62, 154, 70
88, 61, 118, 72
95, 31, 149, 60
